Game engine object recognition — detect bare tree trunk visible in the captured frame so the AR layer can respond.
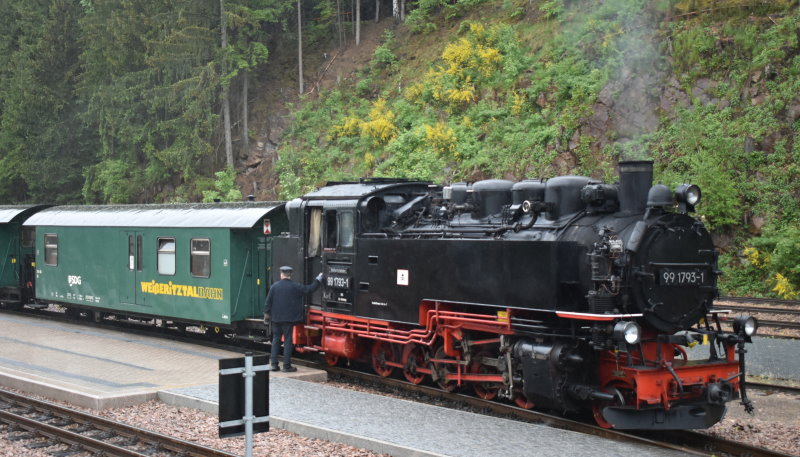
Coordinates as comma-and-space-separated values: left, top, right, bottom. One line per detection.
336, 0, 343, 50
355, 0, 360, 46
375, 0, 379, 22
393, 0, 399, 20
400, 0, 405, 21
220, 0, 233, 167
241, 71, 249, 157
297, 0, 304, 94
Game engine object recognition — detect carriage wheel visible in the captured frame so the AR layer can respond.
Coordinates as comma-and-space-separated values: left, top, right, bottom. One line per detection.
371, 341, 396, 377
324, 353, 340, 366
402, 343, 428, 384
591, 382, 630, 429
469, 351, 500, 400
433, 345, 458, 392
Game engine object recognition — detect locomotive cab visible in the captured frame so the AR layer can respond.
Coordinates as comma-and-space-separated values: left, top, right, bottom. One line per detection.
273, 179, 435, 317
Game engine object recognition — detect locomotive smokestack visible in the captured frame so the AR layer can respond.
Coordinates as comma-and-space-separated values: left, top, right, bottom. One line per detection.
618, 161, 653, 214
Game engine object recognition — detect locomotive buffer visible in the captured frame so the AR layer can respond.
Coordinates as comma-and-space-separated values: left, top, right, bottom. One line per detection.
219, 352, 270, 457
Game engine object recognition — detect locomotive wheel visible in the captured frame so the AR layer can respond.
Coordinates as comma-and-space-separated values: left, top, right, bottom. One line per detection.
432, 345, 458, 392
371, 341, 395, 377
591, 382, 630, 429
469, 351, 500, 400
513, 391, 535, 409
402, 344, 428, 384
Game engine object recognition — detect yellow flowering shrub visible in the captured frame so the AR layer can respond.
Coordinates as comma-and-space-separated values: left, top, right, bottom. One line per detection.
510, 91, 526, 115
424, 122, 458, 158
332, 117, 361, 138
743, 247, 765, 268
773, 273, 799, 300
447, 84, 476, 105
360, 99, 398, 146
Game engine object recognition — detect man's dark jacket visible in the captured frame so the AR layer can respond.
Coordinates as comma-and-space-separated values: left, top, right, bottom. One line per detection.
264, 278, 321, 323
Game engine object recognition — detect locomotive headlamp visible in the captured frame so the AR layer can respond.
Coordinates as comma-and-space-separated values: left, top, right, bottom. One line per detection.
675, 184, 702, 206
613, 321, 641, 345
733, 315, 758, 337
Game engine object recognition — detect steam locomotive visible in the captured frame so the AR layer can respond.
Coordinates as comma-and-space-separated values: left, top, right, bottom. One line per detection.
0, 160, 757, 430
277, 161, 757, 429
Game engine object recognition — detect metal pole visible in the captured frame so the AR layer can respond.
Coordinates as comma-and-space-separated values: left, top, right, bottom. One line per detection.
244, 352, 254, 457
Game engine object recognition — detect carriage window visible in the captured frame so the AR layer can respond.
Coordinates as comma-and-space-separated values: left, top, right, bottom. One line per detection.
137, 235, 143, 271
21, 227, 35, 247
128, 235, 134, 270
44, 234, 58, 266
191, 238, 211, 278
157, 238, 176, 275
338, 211, 354, 250
325, 210, 337, 249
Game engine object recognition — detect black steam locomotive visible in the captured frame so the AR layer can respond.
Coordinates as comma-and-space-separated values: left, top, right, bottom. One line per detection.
278, 160, 757, 429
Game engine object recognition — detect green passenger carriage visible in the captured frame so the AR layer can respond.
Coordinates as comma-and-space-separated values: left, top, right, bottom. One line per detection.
23, 203, 286, 332
0, 205, 51, 306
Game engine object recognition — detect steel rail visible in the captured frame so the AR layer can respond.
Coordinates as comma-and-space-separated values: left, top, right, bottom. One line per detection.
0, 389, 237, 457
313, 363, 795, 457
714, 305, 800, 316
719, 296, 800, 308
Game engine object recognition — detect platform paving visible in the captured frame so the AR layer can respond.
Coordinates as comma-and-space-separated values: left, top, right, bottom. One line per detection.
163, 379, 688, 457
0, 313, 324, 409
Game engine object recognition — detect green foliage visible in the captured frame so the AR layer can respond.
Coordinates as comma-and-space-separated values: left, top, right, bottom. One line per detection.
406, 0, 490, 34
539, 0, 564, 19
0, 0, 95, 203
721, 225, 800, 299
202, 166, 243, 202
370, 31, 398, 71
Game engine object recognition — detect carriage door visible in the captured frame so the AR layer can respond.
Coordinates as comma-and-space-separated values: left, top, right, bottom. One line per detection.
253, 235, 270, 311
121, 232, 143, 304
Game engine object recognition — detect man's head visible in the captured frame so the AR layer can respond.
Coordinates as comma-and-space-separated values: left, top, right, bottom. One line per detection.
279, 265, 293, 280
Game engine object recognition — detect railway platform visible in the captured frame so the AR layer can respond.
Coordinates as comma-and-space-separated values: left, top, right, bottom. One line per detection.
0, 312, 689, 457
163, 379, 688, 457
0, 313, 325, 409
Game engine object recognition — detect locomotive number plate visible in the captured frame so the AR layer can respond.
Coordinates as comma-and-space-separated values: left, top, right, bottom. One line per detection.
659, 269, 706, 286
326, 275, 350, 289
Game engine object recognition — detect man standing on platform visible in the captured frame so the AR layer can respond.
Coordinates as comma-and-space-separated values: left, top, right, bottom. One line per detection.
264, 266, 323, 372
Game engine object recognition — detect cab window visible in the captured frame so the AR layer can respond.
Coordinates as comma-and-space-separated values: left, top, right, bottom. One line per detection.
338, 211, 354, 250
308, 208, 322, 257
157, 237, 176, 275
324, 210, 337, 249
191, 238, 211, 278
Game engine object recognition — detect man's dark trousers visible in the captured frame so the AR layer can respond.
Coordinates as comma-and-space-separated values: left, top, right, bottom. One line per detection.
271, 322, 294, 368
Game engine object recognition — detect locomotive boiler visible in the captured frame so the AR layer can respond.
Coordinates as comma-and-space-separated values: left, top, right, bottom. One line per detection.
278, 160, 757, 430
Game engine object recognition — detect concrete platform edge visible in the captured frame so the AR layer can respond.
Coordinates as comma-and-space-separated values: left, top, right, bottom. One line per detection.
0, 372, 157, 410
158, 390, 218, 415
157, 390, 445, 457
273, 417, 449, 457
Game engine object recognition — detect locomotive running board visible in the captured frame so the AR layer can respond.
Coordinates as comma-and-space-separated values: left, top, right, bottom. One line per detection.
556, 311, 643, 321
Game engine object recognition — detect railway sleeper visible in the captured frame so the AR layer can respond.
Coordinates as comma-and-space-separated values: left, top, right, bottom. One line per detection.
7, 432, 38, 441
25, 439, 58, 449
50, 446, 84, 457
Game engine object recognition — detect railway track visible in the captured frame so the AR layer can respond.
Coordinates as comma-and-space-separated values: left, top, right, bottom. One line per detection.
2, 304, 799, 456
714, 296, 800, 334
313, 362, 795, 457
0, 389, 237, 457
719, 296, 800, 308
